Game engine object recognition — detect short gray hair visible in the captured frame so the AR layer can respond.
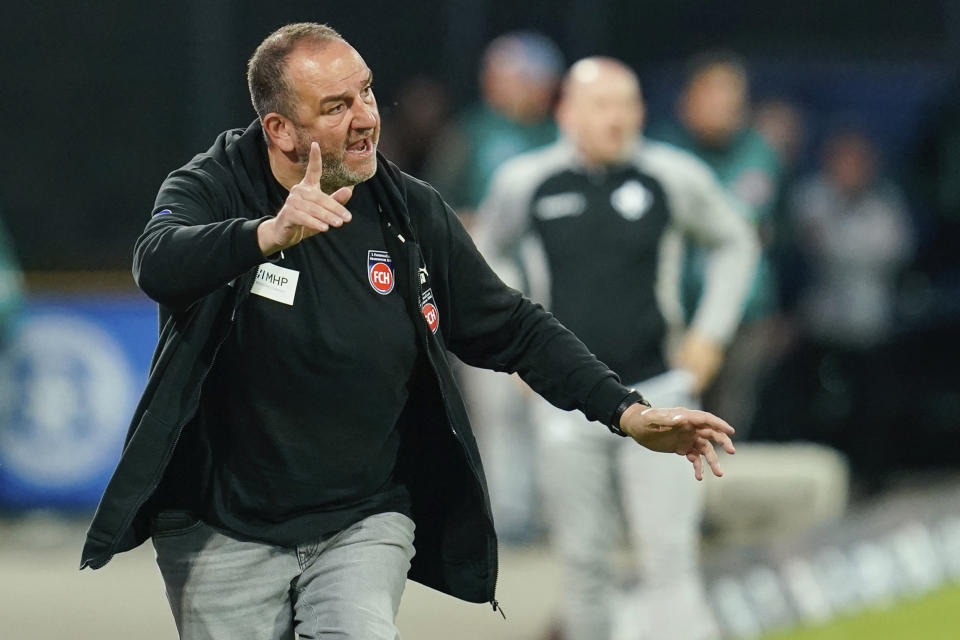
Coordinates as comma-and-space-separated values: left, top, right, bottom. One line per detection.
247, 23, 344, 120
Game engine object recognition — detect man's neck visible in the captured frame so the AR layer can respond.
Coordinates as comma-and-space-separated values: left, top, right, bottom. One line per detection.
577, 141, 638, 170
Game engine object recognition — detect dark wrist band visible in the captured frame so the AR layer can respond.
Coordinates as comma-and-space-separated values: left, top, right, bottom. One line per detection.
608, 389, 651, 437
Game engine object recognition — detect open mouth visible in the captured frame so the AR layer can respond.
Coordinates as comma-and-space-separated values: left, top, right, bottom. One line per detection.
346, 138, 373, 155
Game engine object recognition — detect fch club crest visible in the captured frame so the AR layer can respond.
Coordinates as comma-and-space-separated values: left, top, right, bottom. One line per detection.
367, 250, 395, 295
420, 288, 440, 334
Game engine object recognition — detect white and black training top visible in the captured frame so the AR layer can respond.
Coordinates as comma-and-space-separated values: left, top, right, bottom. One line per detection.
473, 137, 759, 384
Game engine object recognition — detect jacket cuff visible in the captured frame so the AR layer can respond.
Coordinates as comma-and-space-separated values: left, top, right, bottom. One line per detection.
241, 217, 273, 266
583, 375, 634, 427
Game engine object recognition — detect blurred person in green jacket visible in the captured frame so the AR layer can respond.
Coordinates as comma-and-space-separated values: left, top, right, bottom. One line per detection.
425, 31, 563, 228
652, 51, 783, 435
0, 215, 23, 349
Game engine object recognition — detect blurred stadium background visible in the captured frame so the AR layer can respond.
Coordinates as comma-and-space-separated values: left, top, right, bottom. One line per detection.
2, 1, 959, 638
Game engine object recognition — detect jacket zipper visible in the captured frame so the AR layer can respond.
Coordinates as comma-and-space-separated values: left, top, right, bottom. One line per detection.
393, 221, 501, 613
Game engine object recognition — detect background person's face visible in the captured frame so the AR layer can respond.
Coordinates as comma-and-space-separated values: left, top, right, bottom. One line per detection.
681, 65, 747, 148
824, 133, 876, 195
482, 56, 557, 124
560, 64, 643, 165
286, 40, 380, 192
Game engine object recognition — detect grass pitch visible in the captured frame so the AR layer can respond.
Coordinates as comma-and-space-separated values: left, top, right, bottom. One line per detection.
762, 583, 960, 639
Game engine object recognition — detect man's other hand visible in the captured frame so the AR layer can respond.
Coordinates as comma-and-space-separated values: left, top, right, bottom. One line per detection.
619, 404, 735, 481
674, 330, 724, 393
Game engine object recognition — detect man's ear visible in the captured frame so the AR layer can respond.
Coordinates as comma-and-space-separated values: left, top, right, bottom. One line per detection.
262, 113, 297, 152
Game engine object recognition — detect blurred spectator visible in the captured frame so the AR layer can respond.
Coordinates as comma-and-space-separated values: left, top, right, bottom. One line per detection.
376, 76, 450, 177
0, 214, 23, 350
753, 97, 810, 315
428, 31, 564, 544
651, 51, 783, 436
424, 30, 563, 226
791, 126, 913, 347
0, 211, 24, 492
756, 125, 913, 483
752, 98, 807, 172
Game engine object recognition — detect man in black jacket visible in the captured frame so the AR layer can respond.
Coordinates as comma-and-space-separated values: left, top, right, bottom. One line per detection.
81, 23, 735, 640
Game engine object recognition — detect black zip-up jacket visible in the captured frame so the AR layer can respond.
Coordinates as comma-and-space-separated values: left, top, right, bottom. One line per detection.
80, 121, 632, 605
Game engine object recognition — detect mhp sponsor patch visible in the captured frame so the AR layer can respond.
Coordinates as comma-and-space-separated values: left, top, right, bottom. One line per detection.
367, 250, 395, 295
251, 263, 299, 305
420, 288, 439, 334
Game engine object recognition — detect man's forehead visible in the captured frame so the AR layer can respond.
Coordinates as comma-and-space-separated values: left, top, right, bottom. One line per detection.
692, 65, 745, 91
572, 73, 638, 100
566, 59, 639, 98
287, 41, 371, 94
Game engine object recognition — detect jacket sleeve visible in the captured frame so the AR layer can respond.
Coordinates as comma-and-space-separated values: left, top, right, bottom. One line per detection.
420, 187, 631, 426
133, 167, 269, 311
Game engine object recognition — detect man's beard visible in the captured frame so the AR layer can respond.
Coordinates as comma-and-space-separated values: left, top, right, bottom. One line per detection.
294, 126, 378, 193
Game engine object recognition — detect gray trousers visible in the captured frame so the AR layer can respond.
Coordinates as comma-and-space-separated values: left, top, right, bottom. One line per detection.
151, 511, 415, 640
535, 369, 719, 640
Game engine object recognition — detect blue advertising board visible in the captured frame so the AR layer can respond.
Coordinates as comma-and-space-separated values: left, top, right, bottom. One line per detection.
0, 294, 156, 509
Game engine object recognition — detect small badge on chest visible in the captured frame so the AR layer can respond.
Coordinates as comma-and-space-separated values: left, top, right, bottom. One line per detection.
420, 288, 440, 334
367, 250, 395, 295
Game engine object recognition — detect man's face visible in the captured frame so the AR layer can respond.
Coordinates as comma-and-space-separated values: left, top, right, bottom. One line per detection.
285, 40, 380, 192
559, 62, 643, 165
680, 65, 747, 148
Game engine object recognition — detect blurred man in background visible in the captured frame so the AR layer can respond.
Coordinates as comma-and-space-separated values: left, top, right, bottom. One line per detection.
752, 99, 807, 174
476, 57, 757, 640
425, 30, 563, 225
0, 211, 24, 502
0, 214, 23, 350
763, 125, 913, 478
751, 97, 810, 320
792, 126, 912, 350
653, 52, 782, 435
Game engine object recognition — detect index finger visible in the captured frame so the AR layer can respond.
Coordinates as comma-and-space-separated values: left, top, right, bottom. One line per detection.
302, 142, 323, 185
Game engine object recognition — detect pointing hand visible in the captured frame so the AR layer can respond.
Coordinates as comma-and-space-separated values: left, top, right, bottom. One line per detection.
257, 142, 354, 256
